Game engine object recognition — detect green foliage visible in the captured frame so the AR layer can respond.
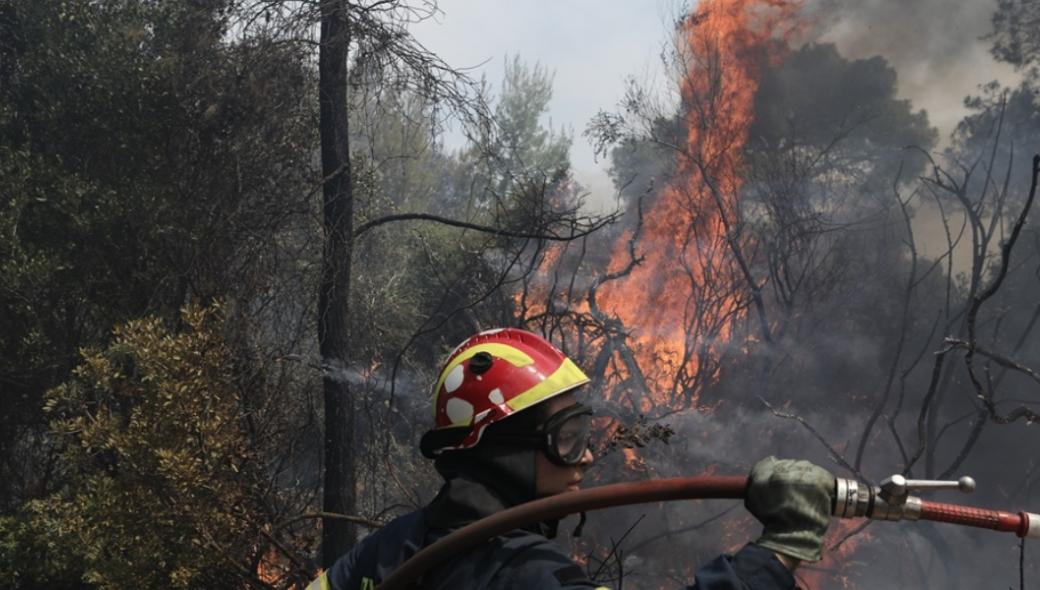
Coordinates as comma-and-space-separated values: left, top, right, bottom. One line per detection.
0, 0, 316, 508
350, 58, 576, 367
0, 509, 88, 589
457, 58, 572, 205
0, 0, 583, 582
0, 305, 264, 589
345, 59, 581, 518
494, 57, 572, 184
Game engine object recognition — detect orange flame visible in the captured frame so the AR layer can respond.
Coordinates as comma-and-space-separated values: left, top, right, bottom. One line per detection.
516, 3, 888, 587
596, 0, 802, 410
256, 546, 284, 585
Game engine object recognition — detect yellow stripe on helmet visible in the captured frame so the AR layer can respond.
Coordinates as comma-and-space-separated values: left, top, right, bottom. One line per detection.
506, 358, 589, 412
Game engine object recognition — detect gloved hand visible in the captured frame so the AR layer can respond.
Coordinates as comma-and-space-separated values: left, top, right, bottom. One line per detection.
745, 456, 835, 562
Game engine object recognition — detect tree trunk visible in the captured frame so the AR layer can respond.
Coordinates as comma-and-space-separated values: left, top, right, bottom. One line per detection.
318, 0, 356, 567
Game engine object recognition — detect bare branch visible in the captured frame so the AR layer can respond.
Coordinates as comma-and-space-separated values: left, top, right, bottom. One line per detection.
854, 162, 917, 472
759, 397, 865, 480
963, 155, 1040, 426
943, 337, 1040, 387
626, 505, 738, 555
276, 511, 385, 530
354, 210, 620, 241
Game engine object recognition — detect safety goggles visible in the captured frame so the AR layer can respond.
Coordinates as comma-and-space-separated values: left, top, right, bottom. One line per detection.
489, 403, 594, 466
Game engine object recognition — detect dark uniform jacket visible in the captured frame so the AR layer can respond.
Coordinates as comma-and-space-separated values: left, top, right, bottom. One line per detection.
311, 505, 795, 589
309, 436, 795, 590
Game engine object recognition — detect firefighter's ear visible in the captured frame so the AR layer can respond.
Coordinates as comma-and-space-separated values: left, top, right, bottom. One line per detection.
419, 427, 470, 458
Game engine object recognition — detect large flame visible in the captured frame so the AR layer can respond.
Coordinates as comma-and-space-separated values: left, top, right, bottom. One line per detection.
519, 4, 889, 587
596, 0, 802, 410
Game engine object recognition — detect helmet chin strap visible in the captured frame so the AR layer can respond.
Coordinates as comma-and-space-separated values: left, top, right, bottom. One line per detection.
572, 510, 587, 537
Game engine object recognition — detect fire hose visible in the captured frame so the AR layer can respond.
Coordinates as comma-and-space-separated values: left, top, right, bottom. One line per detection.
377, 473, 1040, 590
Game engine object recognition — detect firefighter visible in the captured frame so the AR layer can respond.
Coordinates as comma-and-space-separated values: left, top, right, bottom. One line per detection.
312, 328, 833, 589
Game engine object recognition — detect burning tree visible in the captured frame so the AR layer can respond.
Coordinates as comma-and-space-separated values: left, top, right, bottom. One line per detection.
518, 0, 1040, 588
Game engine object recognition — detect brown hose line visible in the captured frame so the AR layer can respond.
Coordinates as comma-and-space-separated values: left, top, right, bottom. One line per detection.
378, 475, 749, 590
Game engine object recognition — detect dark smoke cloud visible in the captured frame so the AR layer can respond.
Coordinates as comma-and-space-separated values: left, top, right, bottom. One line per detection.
806, 0, 1021, 140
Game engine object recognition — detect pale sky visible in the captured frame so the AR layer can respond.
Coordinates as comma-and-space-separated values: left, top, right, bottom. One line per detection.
411, 1, 674, 201
411, 0, 1021, 204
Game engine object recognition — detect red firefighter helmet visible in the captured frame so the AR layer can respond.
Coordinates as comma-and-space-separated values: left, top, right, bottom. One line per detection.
424, 328, 590, 454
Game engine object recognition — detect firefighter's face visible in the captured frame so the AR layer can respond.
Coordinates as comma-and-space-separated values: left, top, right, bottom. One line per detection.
535, 392, 594, 496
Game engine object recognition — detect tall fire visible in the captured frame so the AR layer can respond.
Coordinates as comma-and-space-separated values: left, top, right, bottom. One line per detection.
596, 0, 802, 410
522, 0, 882, 587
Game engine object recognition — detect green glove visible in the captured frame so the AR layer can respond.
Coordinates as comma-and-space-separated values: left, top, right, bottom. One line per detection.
744, 456, 835, 562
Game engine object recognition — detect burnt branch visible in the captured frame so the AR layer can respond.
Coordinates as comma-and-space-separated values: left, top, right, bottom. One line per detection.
908, 343, 953, 475
693, 158, 774, 346
854, 163, 918, 473
943, 337, 1040, 387
963, 155, 1040, 426
759, 397, 865, 481
354, 210, 621, 241
626, 505, 738, 555
589, 195, 646, 299
587, 515, 645, 587
585, 195, 652, 404
276, 511, 385, 530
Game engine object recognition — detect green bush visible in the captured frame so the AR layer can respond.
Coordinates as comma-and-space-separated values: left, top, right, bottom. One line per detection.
1, 305, 266, 589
